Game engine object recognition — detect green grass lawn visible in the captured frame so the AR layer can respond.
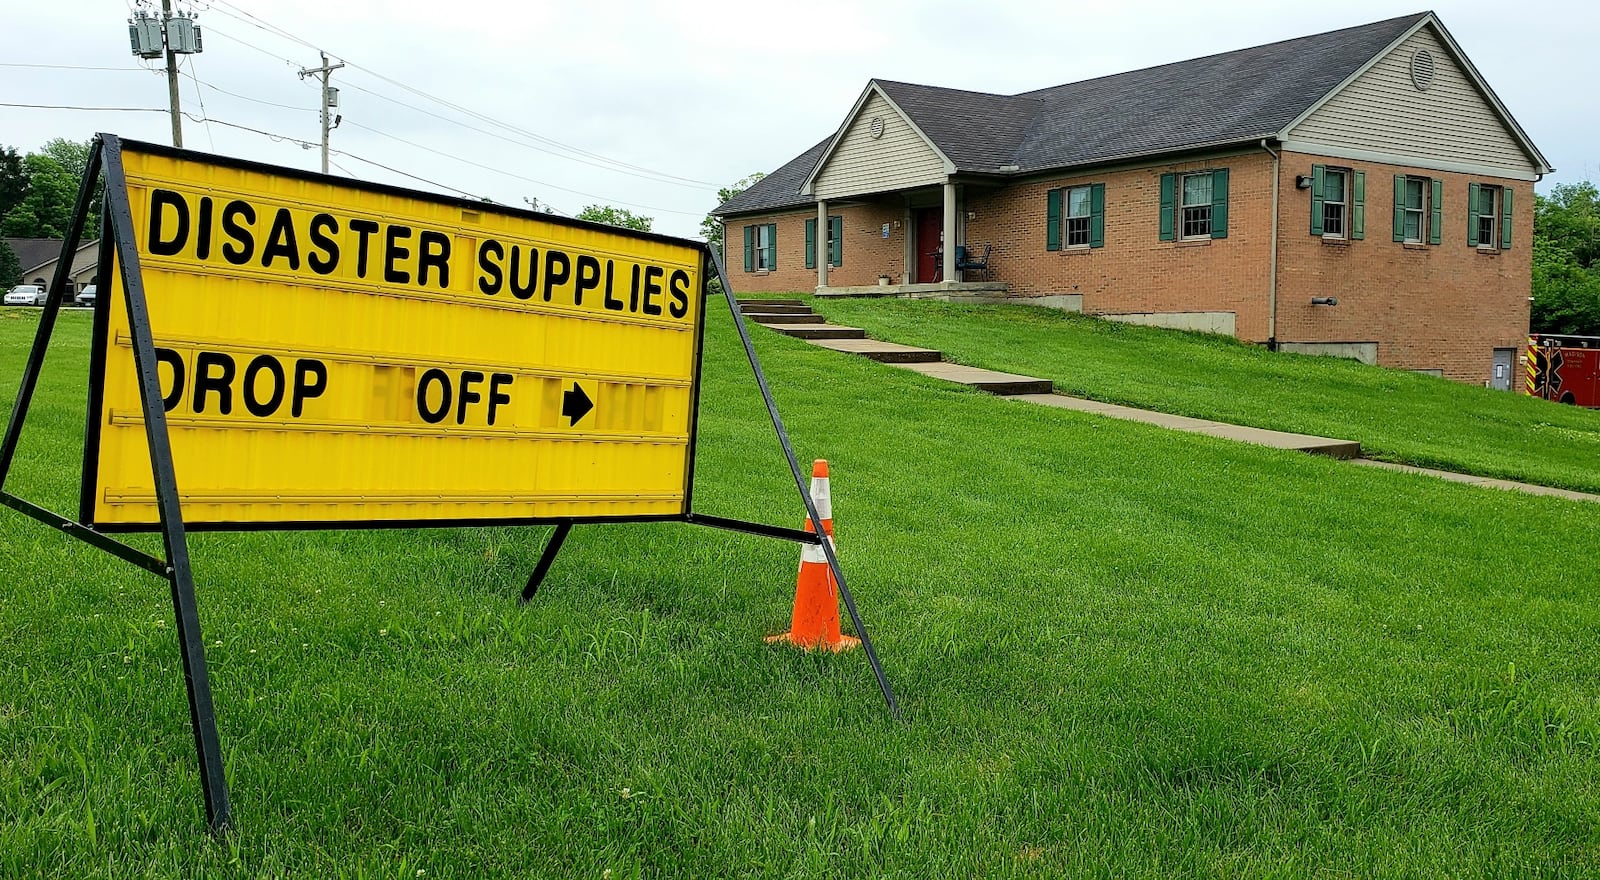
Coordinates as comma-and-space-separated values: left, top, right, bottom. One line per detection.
2, 305, 1599, 878
810, 297, 1600, 495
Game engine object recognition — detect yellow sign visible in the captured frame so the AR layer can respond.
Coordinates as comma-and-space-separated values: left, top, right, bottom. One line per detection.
87, 144, 706, 529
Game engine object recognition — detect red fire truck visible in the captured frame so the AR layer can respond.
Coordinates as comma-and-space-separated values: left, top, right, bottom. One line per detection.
1525, 334, 1600, 407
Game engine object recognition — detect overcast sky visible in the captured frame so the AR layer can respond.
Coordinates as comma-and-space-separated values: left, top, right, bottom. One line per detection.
3, 0, 1595, 239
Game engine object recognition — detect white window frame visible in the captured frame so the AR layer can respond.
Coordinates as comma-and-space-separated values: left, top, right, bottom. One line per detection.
1322, 168, 1349, 239
1475, 184, 1502, 250
1179, 172, 1213, 240
1402, 177, 1428, 244
1063, 185, 1093, 248
753, 224, 774, 271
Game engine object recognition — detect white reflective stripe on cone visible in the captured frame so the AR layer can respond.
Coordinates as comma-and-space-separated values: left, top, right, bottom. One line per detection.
810, 477, 832, 522
800, 535, 833, 565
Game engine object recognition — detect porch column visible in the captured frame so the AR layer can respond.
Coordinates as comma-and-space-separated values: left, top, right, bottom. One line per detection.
942, 181, 960, 284
816, 200, 829, 290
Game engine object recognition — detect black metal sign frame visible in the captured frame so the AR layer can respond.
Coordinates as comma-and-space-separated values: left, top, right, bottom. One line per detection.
0, 134, 896, 836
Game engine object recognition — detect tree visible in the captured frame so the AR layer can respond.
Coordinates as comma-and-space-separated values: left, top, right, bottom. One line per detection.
575, 204, 652, 232
700, 172, 765, 253
1532, 182, 1600, 336
0, 145, 27, 221
0, 240, 20, 288
0, 139, 101, 240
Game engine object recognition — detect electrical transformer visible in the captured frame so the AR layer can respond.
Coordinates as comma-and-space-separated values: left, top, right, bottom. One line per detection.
128, 13, 164, 59
167, 15, 203, 54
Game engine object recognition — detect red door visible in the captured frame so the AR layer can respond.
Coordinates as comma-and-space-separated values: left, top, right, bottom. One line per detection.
914, 208, 943, 283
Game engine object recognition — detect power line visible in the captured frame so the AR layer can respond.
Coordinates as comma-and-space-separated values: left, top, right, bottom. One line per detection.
200, 0, 715, 188
0, 63, 147, 72
183, 56, 217, 151
179, 69, 312, 112
0, 102, 166, 112
339, 118, 700, 216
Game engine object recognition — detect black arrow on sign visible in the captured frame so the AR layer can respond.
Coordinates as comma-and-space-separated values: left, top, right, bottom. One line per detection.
562, 382, 593, 426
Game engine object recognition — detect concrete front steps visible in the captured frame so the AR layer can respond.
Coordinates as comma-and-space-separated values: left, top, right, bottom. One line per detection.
733, 298, 1360, 460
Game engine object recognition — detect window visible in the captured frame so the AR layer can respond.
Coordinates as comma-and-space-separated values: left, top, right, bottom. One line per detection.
1322, 169, 1347, 237
1180, 173, 1212, 239
1310, 165, 1364, 239
1392, 175, 1442, 245
743, 223, 776, 272
1159, 170, 1227, 242
1046, 183, 1104, 251
1469, 183, 1512, 250
1401, 177, 1425, 243
1065, 186, 1093, 246
805, 216, 843, 269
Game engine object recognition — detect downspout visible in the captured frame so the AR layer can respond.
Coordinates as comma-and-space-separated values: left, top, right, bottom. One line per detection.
1261, 139, 1280, 349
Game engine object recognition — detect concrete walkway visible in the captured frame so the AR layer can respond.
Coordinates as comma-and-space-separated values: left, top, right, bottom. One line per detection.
739, 299, 1599, 504
1006, 393, 1362, 459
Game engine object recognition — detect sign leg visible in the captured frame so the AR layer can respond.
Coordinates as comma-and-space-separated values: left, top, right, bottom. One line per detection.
522, 521, 573, 602
100, 135, 232, 833
0, 139, 101, 487
702, 250, 899, 717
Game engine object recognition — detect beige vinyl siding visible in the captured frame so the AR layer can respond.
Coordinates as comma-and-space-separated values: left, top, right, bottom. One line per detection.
813, 92, 947, 200
1288, 26, 1536, 175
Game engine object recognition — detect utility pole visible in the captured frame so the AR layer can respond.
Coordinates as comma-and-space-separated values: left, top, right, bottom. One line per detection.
162, 0, 182, 147
130, 1, 202, 148
299, 52, 344, 174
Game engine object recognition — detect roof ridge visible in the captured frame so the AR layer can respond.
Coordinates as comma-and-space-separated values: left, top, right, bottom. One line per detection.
1015, 11, 1430, 99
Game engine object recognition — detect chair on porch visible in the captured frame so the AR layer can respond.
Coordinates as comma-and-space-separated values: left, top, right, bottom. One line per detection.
955, 244, 991, 281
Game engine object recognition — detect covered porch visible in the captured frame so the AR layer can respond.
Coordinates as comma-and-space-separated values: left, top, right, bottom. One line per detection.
811, 179, 1004, 294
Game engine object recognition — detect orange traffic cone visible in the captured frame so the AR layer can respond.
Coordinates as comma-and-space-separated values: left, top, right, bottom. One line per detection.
767, 460, 861, 652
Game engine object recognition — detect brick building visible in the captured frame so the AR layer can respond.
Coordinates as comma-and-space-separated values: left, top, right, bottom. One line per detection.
712, 12, 1550, 384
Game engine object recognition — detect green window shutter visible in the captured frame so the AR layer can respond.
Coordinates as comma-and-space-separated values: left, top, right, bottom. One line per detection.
1351, 171, 1365, 240
1210, 168, 1229, 239
1046, 188, 1063, 251
743, 225, 754, 271
767, 223, 778, 269
1089, 183, 1106, 248
1467, 183, 1480, 247
830, 216, 843, 266
1429, 178, 1443, 245
1159, 173, 1176, 241
1392, 176, 1406, 242
1501, 187, 1513, 249
1310, 164, 1326, 236
804, 218, 816, 269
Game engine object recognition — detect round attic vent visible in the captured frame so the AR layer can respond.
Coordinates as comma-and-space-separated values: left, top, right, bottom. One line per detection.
1410, 48, 1435, 91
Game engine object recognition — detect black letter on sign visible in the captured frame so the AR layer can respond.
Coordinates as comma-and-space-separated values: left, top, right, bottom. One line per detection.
261, 207, 301, 270
308, 213, 340, 275
608, 264, 631, 312
148, 189, 189, 256
385, 224, 413, 285
642, 265, 664, 316
573, 255, 601, 306
195, 196, 214, 260
478, 240, 504, 295
243, 355, 286, 418
508, 245, 537, 300
292, 359, 328, 418
668, 269, 690, 319
192, 351, 235, 415
221, 200, 256, 265
155, 347, 186, 412
456, 370, 483, 425
543, 250, 570, 302
488, 373, 513, 426
418, 230, 451, 289
416, 368, 451, 424
348, 218, 379, 278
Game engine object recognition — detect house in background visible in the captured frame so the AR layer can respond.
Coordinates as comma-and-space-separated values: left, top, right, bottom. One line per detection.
712, 12, 1551, 385
5, 237, 99, 296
